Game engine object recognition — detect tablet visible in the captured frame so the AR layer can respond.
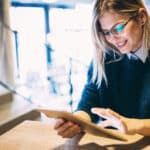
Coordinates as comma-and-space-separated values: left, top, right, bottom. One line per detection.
36, 108, 128, 141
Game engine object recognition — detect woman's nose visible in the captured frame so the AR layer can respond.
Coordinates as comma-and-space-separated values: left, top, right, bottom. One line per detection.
107, 34, 120, 43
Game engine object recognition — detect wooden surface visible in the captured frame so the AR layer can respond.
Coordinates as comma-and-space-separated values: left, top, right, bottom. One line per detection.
0, 95, 40, 135
0, 120, 149, 150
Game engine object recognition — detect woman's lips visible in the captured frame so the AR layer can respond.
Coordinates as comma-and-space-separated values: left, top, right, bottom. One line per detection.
116, 40, 127, 49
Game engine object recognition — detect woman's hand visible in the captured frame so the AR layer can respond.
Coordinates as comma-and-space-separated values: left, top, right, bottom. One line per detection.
91, 108, 140, 135
54, 118, 81, 138
54, 110, 91, 138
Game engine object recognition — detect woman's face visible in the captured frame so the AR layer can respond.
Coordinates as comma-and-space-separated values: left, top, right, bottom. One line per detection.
99, 11, 145, 54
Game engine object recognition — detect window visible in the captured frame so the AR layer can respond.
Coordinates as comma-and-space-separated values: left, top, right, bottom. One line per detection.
10, 3, 93, 110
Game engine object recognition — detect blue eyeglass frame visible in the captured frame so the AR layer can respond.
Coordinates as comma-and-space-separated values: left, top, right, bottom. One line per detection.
101, 14, 138, 36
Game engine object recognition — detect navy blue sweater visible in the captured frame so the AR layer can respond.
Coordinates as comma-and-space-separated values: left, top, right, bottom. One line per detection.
77, 52, 150, 123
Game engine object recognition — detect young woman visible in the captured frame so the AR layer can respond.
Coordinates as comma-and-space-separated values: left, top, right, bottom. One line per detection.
54, 0, 150, 138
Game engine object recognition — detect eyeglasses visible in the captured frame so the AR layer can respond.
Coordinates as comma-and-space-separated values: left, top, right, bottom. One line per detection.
101, 15, 138, 37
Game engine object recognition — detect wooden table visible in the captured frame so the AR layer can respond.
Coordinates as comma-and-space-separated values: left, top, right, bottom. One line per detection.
0, 120, 149, 150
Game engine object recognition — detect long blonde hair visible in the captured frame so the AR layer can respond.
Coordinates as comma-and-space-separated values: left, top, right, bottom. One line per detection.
91, 0, 150, 87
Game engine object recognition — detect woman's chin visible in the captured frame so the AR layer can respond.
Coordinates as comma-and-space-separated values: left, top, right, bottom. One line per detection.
119, 47, 131, 54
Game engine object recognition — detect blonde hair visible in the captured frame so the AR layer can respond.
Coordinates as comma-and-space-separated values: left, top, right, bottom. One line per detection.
91, 0, 150, 87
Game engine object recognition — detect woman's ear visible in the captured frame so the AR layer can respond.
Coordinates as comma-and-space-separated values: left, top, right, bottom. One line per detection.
138, 8, 147, 26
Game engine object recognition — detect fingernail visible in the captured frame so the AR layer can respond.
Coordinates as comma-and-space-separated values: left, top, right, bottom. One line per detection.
91, 108, 96, 113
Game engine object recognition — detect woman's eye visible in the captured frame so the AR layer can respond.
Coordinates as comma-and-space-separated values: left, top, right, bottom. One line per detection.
103, 31, 110, 36
114, 24, 125, 33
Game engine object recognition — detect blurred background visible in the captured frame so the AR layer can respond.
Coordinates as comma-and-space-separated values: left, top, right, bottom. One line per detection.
1, 0, 97, 112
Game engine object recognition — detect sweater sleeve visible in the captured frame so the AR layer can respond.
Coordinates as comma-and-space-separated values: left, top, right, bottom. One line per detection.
76, 62, 101, 123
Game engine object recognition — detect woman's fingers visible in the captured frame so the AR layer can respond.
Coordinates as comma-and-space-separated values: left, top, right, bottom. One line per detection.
54, 118, 65, 129
91, 108, 121, 121
98, 120, 112, 128
91, 108, 127, 133
57, 121, 74, 135
54, 118, 81, 138
61, 124, 81, 138
105, 108, 121, 119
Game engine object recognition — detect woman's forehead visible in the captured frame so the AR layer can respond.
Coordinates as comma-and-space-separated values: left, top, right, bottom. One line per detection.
99, 11, 128, 28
